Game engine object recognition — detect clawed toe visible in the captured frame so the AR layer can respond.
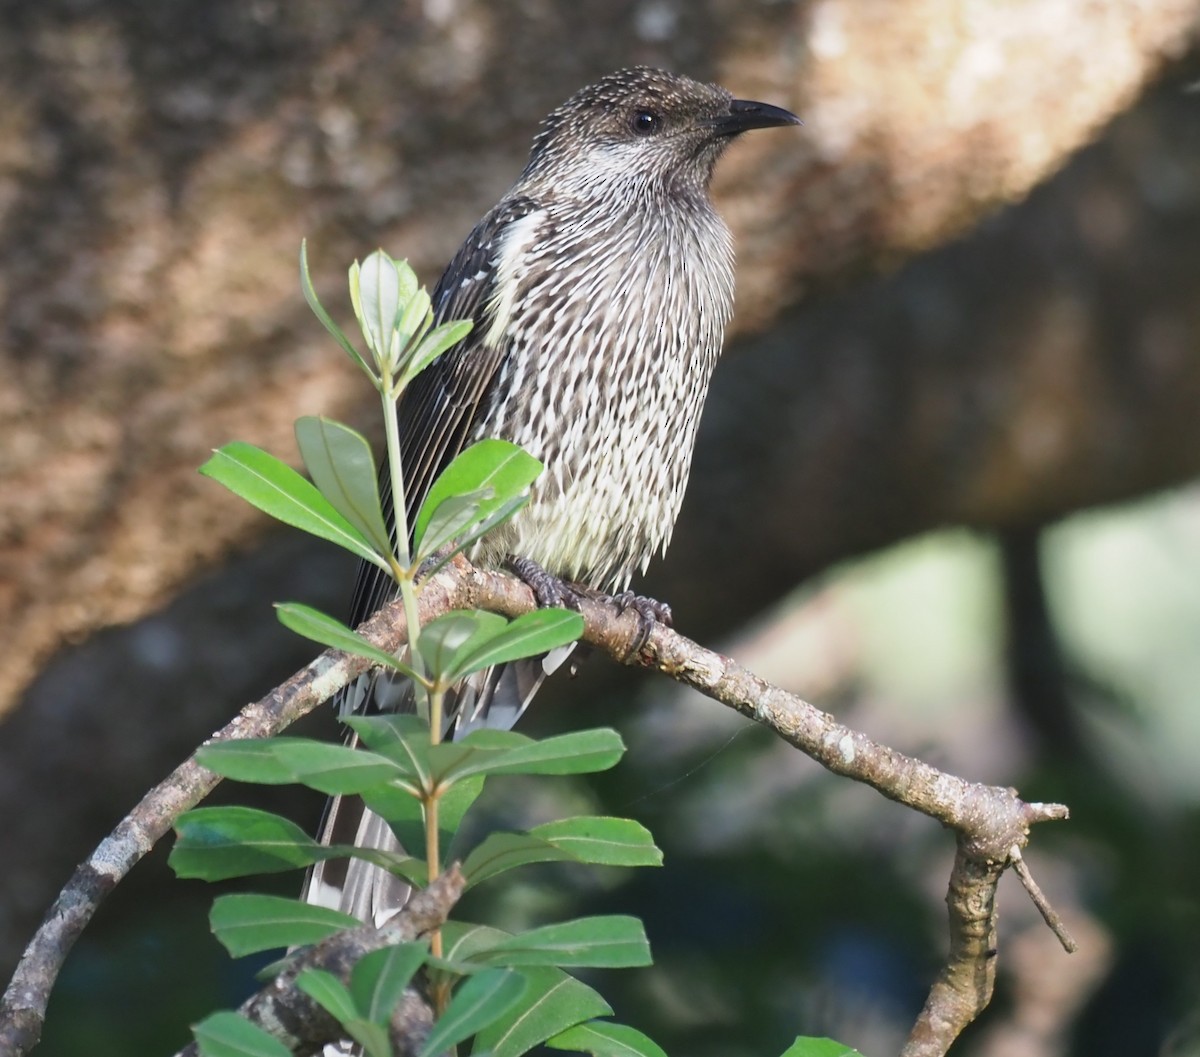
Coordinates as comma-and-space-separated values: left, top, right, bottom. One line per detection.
613, 591, 673, 628
508, 556, 583, 611
507, 558, 672, 656
613, 591, 672, 653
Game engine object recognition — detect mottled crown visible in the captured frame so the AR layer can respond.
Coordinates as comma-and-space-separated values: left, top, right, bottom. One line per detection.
521, 67, 739, 195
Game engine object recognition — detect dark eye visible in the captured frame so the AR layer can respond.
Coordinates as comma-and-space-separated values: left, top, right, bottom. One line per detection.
630, 109, 662, 135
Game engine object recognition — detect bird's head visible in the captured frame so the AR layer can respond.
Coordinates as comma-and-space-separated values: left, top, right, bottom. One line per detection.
522, 66, 800, 202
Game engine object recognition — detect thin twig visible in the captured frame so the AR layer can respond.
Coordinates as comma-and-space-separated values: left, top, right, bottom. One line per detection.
1010, 846, 1079, 953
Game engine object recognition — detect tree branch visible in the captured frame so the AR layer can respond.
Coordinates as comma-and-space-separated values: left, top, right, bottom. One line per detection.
0, 554, 1072, 1057
173, 867, 462, 1057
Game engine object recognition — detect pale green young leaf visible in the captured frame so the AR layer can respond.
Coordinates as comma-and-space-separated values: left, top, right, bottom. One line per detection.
394, 286, 432, 354
294, 417, 392, 558
353, 250, 411, 364
300, 240, 376, 382
400, 318, 474, 387
199, 443, 386, 570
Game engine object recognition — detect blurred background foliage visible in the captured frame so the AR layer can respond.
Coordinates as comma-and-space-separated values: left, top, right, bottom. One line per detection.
3, 2, 1200, 1056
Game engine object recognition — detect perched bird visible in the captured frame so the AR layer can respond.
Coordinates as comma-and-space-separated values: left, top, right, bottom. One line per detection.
306, 67, 799, 927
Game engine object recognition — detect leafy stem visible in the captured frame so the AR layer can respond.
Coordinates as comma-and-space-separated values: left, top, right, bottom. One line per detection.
426, 684, 447, 969
379, 366, 431, 721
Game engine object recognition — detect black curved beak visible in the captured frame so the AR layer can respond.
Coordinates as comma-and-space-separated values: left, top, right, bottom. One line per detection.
705, 98, 802, 136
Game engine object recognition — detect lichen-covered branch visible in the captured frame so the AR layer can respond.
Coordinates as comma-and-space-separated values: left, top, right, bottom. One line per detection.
0, 555, 1072, 1057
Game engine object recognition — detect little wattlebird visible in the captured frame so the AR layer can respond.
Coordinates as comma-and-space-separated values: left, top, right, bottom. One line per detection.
304, 67, 799, 931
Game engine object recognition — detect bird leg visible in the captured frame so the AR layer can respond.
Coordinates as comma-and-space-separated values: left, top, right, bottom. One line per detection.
506, 558, 673, 656
506, 556, 585, 611
612, 591, 673, 654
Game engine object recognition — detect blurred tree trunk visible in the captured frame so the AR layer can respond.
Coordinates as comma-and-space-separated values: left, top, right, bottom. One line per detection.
1, 0, 1196, 711
2, 0, 1200, 975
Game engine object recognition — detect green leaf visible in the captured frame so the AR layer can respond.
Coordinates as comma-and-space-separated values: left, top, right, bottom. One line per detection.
414, 440, 542, 554
427, 740, 511, 787
352, 943, 429, 1024
352, 250, 414, 365
196, 741, 297, 784
295, 968, 358, 1024
192, 1011, 292, 1057
350, 1022, 392, 1057
294, 417, 393, 559
529, 817, 662, 868
345, 715, 432, 786
269, 739, 407, 795
296, 965, 394, 1057
777, 1040, 865, 1057
296, 961, 398, 1057
461, 833, 578, 890
199, 738, 407, 795
456, 728, 535, 750
444, 921, 513, 964
199, 442, 386, 569
471, 967, 613, 1057
210, 894, 358, 957
275, 603, 421, 681
394, 286, 433, 358
300, 240, 376, 382
438, 772, 487, 845
547, 1021, 667, 1057
470, 917, 651, 970
450, 609, 583, 680
400, 317, 473, 387
415, 490, 489, 561
358, 783, 427, 853
171, 806, 323, 880
441, 729, 625, 782
346, 712, 430, 746
171, 806, 423, 883
418, 495, 530, 578
418, 969, 527, 1057
418, 611, 509, 685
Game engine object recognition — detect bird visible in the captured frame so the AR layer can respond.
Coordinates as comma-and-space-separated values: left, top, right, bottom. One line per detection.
305, 66, 799, 930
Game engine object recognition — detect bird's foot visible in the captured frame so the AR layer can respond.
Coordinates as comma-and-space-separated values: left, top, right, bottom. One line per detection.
612, 591, 673, 654
507, 556, 584, 611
